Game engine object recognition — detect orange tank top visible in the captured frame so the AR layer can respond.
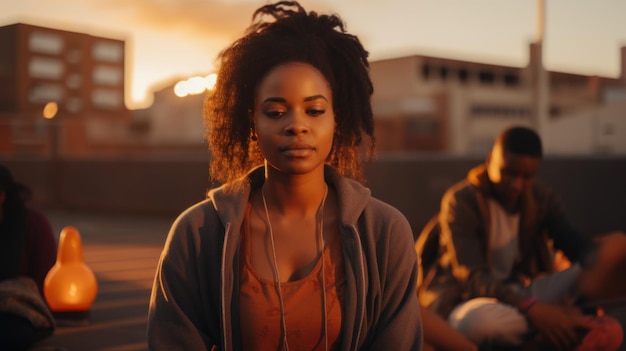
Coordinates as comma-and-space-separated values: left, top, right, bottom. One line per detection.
239, 205, 345, 351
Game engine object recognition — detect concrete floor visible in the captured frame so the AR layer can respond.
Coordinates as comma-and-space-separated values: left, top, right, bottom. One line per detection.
32, 209, 626, 351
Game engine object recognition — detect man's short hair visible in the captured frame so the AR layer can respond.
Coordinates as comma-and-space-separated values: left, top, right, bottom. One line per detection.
497, 126, 543, 158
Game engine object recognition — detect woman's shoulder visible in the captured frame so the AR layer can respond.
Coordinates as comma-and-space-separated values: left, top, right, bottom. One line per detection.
170, 181, 249, 234
171, 198, 220, 231
328, 167, 409, 226
160, 198, 227, 256
365, 196, 404, 216
363, 196, 411, 229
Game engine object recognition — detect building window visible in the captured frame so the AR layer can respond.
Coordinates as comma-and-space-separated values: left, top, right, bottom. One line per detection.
92, 89, 122, 108
28, 83, 64, 103
504, 73, 520, 87
29, 31, 64, 55
549, 105, 561, 117
93, 65, 122, 86
92, 41, 123, 62
478, 71, 494, 84
470, 104, 529, 118
422, 64, 431, 80
458, 68, 469, 83
603, 123, 615, 135
439, 67, 448, 81
28, 57, 64, 80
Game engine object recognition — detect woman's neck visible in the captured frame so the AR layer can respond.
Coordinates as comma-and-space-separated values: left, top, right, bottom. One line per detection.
262, 168, 328, 217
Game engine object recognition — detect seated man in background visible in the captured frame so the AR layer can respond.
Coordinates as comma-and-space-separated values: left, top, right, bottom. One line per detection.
417, 126, 626, 350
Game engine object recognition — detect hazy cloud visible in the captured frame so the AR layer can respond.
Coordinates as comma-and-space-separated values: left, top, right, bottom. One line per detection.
89, 0, 277, 39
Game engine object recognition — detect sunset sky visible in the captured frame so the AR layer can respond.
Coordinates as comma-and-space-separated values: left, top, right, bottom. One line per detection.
2, 0, 625, 109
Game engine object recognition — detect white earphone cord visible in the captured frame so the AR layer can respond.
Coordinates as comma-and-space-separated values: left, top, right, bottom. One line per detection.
262, 185, 329, 351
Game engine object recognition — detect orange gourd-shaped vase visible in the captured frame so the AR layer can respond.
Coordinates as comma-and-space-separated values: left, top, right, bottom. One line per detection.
44, 226, 98, 322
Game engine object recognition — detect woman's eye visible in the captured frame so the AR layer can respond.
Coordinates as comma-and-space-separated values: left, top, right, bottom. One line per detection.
264, 110, 284, 118
308, 109, 325, 116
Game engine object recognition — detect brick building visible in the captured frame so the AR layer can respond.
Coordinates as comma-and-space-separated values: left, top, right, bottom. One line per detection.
0, 23, 133, 157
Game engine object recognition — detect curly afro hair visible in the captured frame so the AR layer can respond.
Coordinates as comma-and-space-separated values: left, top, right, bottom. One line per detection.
205, 1, 375, 185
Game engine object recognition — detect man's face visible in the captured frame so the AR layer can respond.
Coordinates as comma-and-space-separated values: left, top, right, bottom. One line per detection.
486, 144, 541, 210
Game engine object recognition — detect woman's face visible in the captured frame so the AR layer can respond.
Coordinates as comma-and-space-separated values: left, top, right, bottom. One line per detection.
253, 62, 335, 177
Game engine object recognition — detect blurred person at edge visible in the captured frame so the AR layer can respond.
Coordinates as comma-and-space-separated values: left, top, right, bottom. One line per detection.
0, 164, 57, 350
418, 126, 626, 350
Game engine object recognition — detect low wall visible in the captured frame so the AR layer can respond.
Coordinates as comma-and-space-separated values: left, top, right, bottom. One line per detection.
2, 154, 625, 237
364, 154, 626, 237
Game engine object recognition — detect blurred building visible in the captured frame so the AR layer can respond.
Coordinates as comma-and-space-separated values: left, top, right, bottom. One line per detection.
4, 21, 622, 158
131, 80, 208, 156
370, 44, 626, 155
0, 22, 138, 158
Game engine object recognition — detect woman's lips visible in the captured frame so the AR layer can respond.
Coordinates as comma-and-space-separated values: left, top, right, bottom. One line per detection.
281, 143, 315, 157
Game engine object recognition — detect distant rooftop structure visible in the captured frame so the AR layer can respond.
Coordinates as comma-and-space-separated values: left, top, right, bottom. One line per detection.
369, 43, 626, 155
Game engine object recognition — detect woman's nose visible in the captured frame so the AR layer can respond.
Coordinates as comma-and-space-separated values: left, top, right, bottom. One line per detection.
284, 111, 309, 135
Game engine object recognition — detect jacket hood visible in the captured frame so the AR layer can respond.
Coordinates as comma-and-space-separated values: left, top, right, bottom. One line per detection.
467, 164, 490, 194
206, 165, 372, 228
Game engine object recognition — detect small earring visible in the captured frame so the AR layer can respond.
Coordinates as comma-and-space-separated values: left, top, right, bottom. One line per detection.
250, 129, 257, 141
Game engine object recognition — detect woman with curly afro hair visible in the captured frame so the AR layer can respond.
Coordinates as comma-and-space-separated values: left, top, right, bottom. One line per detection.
148, 2, 422, 350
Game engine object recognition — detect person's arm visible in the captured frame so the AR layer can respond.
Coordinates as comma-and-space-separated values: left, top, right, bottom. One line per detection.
524, 301, 593, 350
577, 230, 626, 300
365, 210, 422, 350
541, 187, 626, 300
421, 305, 477, 351
541, 188, 597, 266
147, 214, 217, 351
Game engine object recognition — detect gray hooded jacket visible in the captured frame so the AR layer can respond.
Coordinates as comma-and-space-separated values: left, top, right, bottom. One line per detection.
148, 165, 422, 350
